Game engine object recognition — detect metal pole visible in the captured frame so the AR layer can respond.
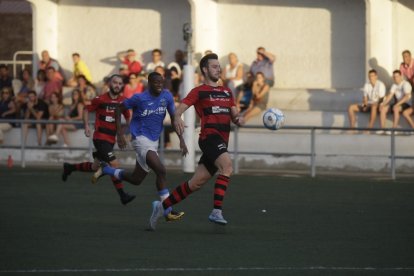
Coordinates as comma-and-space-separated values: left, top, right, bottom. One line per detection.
310, 128, 316, 177
20, 123, 26, 168
182, 65, 195, 173
390, 130, 396, 180
233, 126, 239, 174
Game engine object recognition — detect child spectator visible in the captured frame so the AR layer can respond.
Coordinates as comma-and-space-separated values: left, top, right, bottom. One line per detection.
242, 72, 270, 122
47, 89, 84, 147
0, 87, 17, 144
67, 53, 93, 87
0, 64, 12, 91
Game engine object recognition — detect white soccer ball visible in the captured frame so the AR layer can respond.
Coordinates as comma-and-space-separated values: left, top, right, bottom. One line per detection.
263, 108, 285, 130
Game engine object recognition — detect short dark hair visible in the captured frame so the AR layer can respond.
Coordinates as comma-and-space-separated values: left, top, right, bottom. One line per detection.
152, 49, 162, 55
368, 69, 377, 75
72, 53, 80, 58
402, 50, 411, 56
0, 64, 7, 70
28, 90, 37, 96
148, 71, 163, 82
109, 74, 123, 82
199, 53, 218, 76
393, 70, 401, 75
46, 66, 56, 72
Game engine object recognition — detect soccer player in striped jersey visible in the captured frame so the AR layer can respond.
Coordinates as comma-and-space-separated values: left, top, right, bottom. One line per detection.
98, 72, 188, 223
149, 53, 244, 230
61, 74, 136, 205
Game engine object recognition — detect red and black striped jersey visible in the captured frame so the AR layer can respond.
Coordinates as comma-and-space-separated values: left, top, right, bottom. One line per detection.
182, 84, 235, 143
85, 92, 131, 144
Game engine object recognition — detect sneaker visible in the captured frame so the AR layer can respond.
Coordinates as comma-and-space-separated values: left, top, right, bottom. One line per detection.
149, 201, 164, 231
375, 130, 385, 135
165, 210, 185, 222
384, 130, 392, 135
120, 193, 136, 205
48, 134, 58, 143
62, 162, 72, 182
208, 209, 227, 225
91, 162, 107, 184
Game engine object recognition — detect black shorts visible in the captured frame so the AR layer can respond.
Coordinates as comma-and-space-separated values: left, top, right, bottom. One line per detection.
198, 134, 228, 176
92, 139, 116, 162
390, 103, 411, 113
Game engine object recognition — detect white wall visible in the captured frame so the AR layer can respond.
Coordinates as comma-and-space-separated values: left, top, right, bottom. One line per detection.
217, 0, 365, 89
56, 0, 191, 83
396, 0, 414, 68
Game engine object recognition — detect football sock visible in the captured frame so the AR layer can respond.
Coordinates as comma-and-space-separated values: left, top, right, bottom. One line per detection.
162, 181, 192, 210
213, 174, 230, 210
158, 188, 170, 201
73, 162, 93, 172
103, 166, 124, 180
111, 177, 125, 195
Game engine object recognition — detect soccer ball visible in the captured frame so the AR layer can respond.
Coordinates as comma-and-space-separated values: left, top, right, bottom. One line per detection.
263, 108, 285, 130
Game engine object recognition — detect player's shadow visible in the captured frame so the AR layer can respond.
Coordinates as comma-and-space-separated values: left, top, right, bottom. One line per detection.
368, 58, 392, 87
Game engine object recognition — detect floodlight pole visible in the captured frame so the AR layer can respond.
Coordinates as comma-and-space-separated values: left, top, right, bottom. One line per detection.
182, 23, 195, 173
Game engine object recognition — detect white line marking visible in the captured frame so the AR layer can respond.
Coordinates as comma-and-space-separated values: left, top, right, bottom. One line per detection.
1, 267, 414, 273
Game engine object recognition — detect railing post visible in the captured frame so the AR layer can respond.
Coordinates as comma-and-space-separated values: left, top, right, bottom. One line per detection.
20, 123, 26, 168
310, 128, 316, 177
233, 126, 239, 174
390, 130, 396, 180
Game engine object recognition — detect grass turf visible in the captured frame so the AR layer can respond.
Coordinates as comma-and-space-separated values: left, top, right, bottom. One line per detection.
0, 167, 414, 275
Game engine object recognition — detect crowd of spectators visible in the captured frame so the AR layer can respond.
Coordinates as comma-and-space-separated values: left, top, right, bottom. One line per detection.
0, 46, 277, 146
348, 49, 414, 134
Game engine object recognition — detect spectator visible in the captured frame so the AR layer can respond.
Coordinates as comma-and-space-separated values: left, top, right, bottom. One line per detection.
46, 92, 64, 139
47, 89, 84, 147
118, 49, 142, 75
0, 87, 17, 144
67, 53, 93, 87
34, 69, 47, 99
399, 50, 414, 86
236, 72, 254, 112
22, 90, 49, 146
123, 72, 144, 99
222, 52, 243, 95
167, 63, 182, 102
242, 72, 270, 122
174, 49, 186, 70
378, 70, 412, 134
146, 49, 165, 73
348, 69, 386, 131
0, 64, 12, 91
43, 66, 63, 104
39, 50, 65, 82
16, 69, 34, 106
401, 106, 414, 130
76, 74, 96, 104
250, 46, 276, 87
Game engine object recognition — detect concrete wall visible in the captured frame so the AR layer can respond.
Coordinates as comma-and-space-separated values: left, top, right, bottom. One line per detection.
56, 0, 191, 83
217, 0, 366, 89
396, 0, 414, 68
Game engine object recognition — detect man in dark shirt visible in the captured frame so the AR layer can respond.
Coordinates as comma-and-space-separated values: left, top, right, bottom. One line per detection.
22, 90, 49, 146
0, 64, 13, 91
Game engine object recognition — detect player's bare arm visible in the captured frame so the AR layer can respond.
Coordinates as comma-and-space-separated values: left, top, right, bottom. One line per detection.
83, 107, 91, 137
173, 103, 189, 135
231, 106, 244, 126
115, 103, 127, 149
170, 113, 188, 156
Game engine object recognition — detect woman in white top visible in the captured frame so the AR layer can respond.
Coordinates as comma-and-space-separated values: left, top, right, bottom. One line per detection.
221, 52, 243, 95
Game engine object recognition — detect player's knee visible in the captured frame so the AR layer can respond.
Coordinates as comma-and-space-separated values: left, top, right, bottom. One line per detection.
219, 164, 233, 177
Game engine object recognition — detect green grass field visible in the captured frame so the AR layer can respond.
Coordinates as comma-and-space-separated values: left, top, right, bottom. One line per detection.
1, 167, 414, 275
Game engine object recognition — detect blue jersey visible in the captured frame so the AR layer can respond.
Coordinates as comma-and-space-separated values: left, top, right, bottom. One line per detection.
123, 89, 175, 141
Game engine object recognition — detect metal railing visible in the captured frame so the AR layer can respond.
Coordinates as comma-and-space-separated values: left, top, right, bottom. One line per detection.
0, 51, 34, 78
1, 118, 413, 179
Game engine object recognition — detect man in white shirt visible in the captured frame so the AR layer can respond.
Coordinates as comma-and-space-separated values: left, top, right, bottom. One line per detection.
145, 49, 165, 73
348, 69, 386, 131
379, 70, 412, 132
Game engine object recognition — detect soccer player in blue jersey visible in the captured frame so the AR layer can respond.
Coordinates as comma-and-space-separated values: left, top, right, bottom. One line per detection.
96, 72, 188, 223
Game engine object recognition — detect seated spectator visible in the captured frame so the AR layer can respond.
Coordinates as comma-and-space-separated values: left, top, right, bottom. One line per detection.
76, 75, 96, 104
399, 50, 414, 87
43, 66, 63, 104
401, 106, 414, 130
222, 52, 243, 95
174, 49, 186, 70
250, 47, 276, 87
34, 69, 47, 99
39, 50, 65, 83
47, 89, 84, 147
16, 69, 34, 105
348, 69, 386, 131
167, 62, 182, 102
67, 53, 93, 87
46, 92, 64, 139
0, 87, 17, 144
22, 90, 49, 146
378, 70, 412, 133
146, 49, 165, 73
123, 72, 144, 98
242, 72, 270, 122
236, 72, 254, 112
0, 64, 12, 91
118, 49, 142, 75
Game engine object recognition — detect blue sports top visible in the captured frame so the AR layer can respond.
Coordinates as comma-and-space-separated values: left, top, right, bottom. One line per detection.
123, 89, 175, 141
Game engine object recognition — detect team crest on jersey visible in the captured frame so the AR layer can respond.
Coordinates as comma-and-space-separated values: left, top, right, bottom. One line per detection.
160, 98, 167, 107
